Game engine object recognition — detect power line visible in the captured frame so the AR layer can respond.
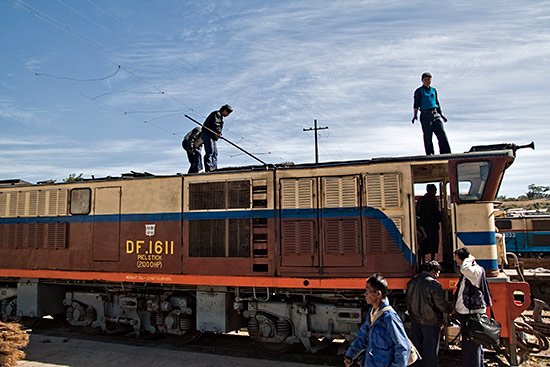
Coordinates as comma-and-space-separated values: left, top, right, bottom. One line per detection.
10, 0, 273, 159
34, 65, 120, 81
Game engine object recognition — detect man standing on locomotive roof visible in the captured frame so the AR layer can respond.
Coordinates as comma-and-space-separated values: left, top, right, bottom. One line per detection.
412, 72, 451, 155
201, 104, 233, 172
182, 126, 203, 174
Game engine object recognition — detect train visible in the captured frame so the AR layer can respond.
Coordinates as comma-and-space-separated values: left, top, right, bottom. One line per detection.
0, 144, 531, 356
496, 214, 550, 256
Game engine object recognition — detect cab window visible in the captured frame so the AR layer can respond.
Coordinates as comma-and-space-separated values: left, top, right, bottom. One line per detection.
457, 161, 491, 201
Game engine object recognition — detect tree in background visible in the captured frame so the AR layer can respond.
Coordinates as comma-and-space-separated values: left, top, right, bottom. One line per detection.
63, 173, 83, 183
526, 184, 550, 199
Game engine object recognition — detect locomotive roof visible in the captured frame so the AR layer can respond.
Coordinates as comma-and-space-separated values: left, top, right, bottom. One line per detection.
0, 147, 515, 187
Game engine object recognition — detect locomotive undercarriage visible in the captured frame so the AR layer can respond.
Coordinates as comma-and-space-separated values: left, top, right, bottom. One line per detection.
242, 300, 363, 352
1, 281, 370, 352
63, 290, 194, 337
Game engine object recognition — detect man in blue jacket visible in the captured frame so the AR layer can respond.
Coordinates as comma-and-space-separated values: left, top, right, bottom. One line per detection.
412, 72, 451, 155
344, 274, 411, 367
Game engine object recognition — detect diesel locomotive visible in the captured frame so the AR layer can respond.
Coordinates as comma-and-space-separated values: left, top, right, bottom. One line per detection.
0, 146, 530, 354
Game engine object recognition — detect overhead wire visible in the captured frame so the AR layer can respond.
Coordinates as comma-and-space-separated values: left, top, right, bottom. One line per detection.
10, 0, 278, 161
34, 65, 121, 82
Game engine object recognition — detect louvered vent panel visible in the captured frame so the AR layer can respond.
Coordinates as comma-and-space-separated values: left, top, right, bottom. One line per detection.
227, 181, 251, 209
57, 190, 67, 215
48, 191, 58, 215
390, 216, 403, 234
281, 179, 314, 209
189, 219, 225, 257
324, 177, 358, 208
28, 191, 38, 216
37, 191, 47, 216
44, 190, 68, 216
383, 174, 401, 207
281, 221, 315, 255
8, 193, 18, 217
36, 224, 45, 248
17, 192, 27, 216
0, 193, 6, 217
366, 218, 385, 254
27, 223, 36, 248
45, 223, 67, 249
0, 224, 5, 247
15, 223, 24, 248
325, 219, 360, 254
228, 218, 251, 257
6, 224, 16, 247
365, 175, 383, 208
365, 173, 401, 208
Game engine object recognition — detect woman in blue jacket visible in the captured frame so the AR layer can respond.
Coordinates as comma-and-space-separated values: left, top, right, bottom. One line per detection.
344, 274, 411, 367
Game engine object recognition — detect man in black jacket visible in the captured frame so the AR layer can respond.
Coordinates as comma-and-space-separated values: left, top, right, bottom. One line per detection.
416, 184, 442, 265
201, 104, 233, 172
182, 126, 203, 173
406, 261, 451, 367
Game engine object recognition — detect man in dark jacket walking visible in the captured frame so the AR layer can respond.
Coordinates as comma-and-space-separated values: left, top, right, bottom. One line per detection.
406, 260, 451, 367
201, 104, 233, 172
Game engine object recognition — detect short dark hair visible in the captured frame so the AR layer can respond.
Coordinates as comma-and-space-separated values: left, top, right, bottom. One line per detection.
454, 247, 470, 261
425, 260, 442, 272
426, 183, 437, 193
220, 104, 233, 113
367, 273, 388, 298
421, 72, 432, 79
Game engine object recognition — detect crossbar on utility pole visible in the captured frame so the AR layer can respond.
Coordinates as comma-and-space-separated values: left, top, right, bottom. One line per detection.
303, 119, 329, 164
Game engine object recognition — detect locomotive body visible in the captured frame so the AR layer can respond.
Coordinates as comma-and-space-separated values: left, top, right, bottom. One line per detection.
0, 148, 530, 353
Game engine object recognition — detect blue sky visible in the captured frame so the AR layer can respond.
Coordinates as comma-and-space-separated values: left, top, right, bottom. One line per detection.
1, 0, 549, 197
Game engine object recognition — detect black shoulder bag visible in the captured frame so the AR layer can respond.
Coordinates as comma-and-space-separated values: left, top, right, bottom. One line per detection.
463, 274, 501, 348
464, 308, 501, 348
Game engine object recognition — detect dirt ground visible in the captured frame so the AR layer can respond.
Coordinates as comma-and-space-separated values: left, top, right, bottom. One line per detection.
17, 334, 318, 367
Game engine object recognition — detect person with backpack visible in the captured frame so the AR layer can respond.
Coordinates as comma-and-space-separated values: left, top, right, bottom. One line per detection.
454, 247, 492, 367
182, 126, 204, 173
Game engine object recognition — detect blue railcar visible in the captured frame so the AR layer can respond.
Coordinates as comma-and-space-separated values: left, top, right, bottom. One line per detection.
496, 215, 550, 256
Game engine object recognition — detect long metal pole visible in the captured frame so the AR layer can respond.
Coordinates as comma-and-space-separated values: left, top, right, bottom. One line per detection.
184, 114, 267, 166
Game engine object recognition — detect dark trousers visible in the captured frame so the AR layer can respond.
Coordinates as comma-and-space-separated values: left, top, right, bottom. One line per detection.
411, 321, 441, 367
201, 131, 218, 172
420, 111, 451, 155
457, 314, 484, 367
186, 149, 203, 173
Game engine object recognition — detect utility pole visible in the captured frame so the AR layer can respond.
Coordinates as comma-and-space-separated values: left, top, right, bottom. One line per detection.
303, 119, 329, 164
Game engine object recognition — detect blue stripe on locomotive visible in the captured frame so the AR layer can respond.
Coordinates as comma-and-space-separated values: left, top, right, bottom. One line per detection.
0, 206, 415, 265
